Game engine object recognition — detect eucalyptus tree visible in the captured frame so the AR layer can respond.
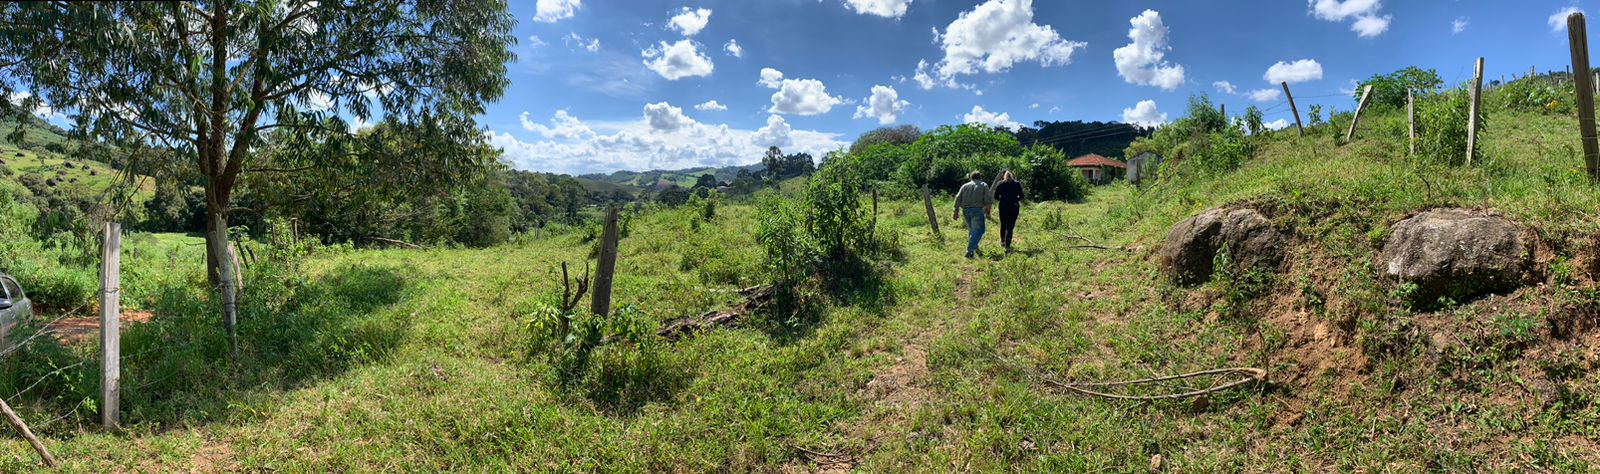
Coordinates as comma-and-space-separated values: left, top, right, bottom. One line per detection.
0, 0, 515, 345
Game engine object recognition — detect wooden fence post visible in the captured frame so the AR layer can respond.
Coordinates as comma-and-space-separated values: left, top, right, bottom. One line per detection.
1219, 103, 1225, 119
1571, 13, 1600, 182
1281, 82, 1304, 136
870, 186, 878, 243
590, 206, 619, 317
1466, 57, 1484, 166
920, 185, 941, 237
1346, 85, 1375, 142
99, 222, 120, 430
1407, 89, 1416, 157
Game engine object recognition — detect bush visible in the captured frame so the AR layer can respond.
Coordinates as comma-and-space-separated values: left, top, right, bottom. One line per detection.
1020, 145, 1088, 202
10, 262, 96, 310
753, 191, 818, 288
1356, 66, 1444, 109
1416, 86, 1485, 165
1489, 78, 1574, 114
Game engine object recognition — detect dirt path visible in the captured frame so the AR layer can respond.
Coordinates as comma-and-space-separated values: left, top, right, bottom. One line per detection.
43, 310, 154, 345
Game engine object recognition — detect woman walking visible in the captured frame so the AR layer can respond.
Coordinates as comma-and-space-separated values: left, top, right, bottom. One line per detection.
992, 170, 1024, 252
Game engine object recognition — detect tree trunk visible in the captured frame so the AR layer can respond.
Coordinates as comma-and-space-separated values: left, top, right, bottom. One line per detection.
204, 183, 238, 353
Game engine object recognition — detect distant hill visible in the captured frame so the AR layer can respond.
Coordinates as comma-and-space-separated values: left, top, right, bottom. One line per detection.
580, 163, 765, 190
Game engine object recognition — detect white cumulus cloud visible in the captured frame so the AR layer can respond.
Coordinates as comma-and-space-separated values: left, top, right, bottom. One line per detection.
694, 100, 728, 111
528, 35, 548, 48
1350, 14, 1390, 38
644, 102, 697, 132
1310, 0, 1379, 21
565, 33, 600, 52
1308, 0, 1389, 38
844, 0, 913, 18
534, 0, 581, 23
724, 39, 743, 57
760, 68, 845, 116
758, 68, 784, 88
1264, 59, 1323, 84
963, 105, 1020, 131
1121, 100, 1166, 127
668, 7, 712, 36
854, 85, 910, 124
1551, 7, 1585, 32
751, 114, 793, 148
487, 112, 846, 175
1452, 17, 1469, 34
643, 40, 714, 80
520, 109, 595, 140
1264, 118, 1290, 131
933, 0, 1086, 80
1113, 10, 1185, 91
1247, 88, 1282, 102
1213, 80, 1237, 94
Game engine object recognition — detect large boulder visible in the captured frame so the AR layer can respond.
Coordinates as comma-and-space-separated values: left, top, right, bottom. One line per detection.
1381, 208, 1532, 307
1160, 208, 1286, 286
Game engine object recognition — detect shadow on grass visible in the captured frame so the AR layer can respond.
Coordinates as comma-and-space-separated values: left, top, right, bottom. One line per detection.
0, 262, 415, 434
753, 254, 897, 346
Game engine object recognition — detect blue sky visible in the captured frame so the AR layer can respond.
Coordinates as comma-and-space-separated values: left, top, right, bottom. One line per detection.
9, 1, 1585, 175
490, 0, 1593, 175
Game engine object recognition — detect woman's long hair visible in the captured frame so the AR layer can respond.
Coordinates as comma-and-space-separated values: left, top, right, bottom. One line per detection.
995, 169, 1016, 183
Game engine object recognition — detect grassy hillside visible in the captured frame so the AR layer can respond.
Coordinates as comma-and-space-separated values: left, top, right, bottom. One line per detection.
0, 104, 1596, 472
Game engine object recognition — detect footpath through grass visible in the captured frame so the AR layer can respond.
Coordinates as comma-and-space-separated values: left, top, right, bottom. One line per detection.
1, 109, 1598, 472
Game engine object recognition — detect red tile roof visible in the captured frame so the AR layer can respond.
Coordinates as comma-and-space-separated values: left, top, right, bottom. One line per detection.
1067, 154, 1127, 169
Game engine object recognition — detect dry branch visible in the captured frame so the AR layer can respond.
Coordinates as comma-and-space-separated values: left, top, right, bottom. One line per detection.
0, 396, 57, 468
1038, 367, 1267, 401
656, 285, 775, 342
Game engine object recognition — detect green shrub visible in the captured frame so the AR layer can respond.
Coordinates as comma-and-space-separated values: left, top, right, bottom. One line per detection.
1416, 86, 1485, 165
1488, 78, 1574, 114
753, 191, 819, 288
1020, 144, 1088, 202
1356, 66, 1444, 109
10, 262, 96, 310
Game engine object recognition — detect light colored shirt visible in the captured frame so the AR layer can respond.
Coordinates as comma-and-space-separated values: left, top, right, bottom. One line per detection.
953, 180, 995, 209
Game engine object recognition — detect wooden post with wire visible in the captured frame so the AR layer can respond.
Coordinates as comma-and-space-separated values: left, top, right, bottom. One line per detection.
1407, 89, 1417, 157
1570, 12, 1600, 182
590, 206, 619, 317
1281, 81, 1304, 136
99, 221, 121, 430
1345, 85, 1375, 142
920, 185, 941, 237
1467, 57, 1485, 166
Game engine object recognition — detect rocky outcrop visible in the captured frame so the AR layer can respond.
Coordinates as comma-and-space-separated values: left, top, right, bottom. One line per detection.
1380, 208, 1532, 307
1160, 208, 1287, 286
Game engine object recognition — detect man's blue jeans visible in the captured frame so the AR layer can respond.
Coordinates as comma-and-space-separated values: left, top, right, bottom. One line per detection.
963, 207, 985, 256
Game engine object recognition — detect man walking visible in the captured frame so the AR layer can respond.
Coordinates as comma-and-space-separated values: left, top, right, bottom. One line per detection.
951, 170, 995, 259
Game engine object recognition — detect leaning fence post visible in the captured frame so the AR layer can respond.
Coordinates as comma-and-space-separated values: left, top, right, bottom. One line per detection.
920, 184, 941, 238
1572, 13, 1600, 182
1281, 81, 1304, 136
1407, 89, 1417, 157
1467, 57, 1485, 166
99, 222, 120, 430
0, 396, 56, 467
590, 206, 619, 317
1345, 85, 1375, 142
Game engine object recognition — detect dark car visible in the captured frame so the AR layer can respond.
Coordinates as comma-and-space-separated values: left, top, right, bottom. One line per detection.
0, 273, 32, 350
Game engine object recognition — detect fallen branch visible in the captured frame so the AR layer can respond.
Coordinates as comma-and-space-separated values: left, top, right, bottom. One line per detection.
1013, 359, 1266, 401
1053, 230, 1127, 252
790, 444, 855, 467
0, 396, 58, 468
656, 285, 775, 342
363, 236, 422, 249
